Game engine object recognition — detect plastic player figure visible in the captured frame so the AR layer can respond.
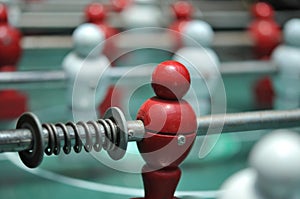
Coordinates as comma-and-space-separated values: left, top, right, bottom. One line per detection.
219, 129, 300, 199
253, 77, 274, 109
272, 18, 300, 110
173, 20, 238, 163
62, 23, 111, 121
84, 2, 119, 40
84, 2, 122, 116
0, 3, 26, 120
173, 20, 220, 116
84, 2, 119, 60
170, 0, 193, 30
133, 61, 197, 199
248, 2, 281, 60
0, 3, 22, 66
121, 0, 162, 29
249, 2, 281, 109
169, 0, 194, 50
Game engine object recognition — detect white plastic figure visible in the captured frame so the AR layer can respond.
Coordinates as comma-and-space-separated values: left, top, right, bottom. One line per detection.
219, 129, 300, 199
172, 20, 226, 164
272, 18, 300, 110
173, 20, 220, 116
121, 0, 162, 29
62, 23, 111, 121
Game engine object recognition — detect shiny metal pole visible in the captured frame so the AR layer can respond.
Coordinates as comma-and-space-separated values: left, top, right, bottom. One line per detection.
0, 61, 277, 84
1, 109, 300, 153
197, 109, 300, 135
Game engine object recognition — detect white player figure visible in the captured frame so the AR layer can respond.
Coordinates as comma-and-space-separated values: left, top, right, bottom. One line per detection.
219, 129, 300, 199
173, 20, 220, 116
120, 0, 162, 29
62, 23, 111, 121
172, 20, 229, 163
272, 18, 300, 110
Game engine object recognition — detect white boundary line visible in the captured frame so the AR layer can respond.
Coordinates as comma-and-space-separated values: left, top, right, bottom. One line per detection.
6, 153, 221, 198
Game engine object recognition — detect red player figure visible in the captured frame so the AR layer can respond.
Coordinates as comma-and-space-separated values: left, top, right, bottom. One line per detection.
0, 66, 27, 120
248, 2, 281, 60
169, 1, 194, 50
133, 61, 197, 199
0, 3, 22, 66
249, 2, 279, 109
0, 4, 26, 119
84, 2, 122, 116
85, 2, 119, 39
254, 76, 274, 109
84, 2, 119, 61
0, 3, 8, 23
169, 1, 193, 32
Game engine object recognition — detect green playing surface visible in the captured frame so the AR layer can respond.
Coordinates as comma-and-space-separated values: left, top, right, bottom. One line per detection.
0, 48, 271, 199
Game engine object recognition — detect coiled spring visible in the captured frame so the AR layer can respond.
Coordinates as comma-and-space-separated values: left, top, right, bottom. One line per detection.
15, 107, 137, 168
42, 118, 120, 156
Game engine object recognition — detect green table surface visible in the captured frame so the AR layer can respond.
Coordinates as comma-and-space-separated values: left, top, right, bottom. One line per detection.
0, 48, 272, 199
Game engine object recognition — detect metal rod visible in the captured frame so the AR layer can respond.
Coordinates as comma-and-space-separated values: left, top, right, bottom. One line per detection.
1, 109, 300, 153
219, 60, 277, 75
197, 109, 300, 135
21, 31, 252, 49
0, 70, 66, 83
0, 61, 277, 85
0, 129, 32, 152
0, 120, 143, 153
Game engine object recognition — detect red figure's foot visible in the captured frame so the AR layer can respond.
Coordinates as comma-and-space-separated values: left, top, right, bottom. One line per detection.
133, 165, 181, 199
254, 76, 274, 109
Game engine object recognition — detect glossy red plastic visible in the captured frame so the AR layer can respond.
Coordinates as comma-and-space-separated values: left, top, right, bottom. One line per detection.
254, 76, 274, 109
251, 2, 274, 19
94, 22, 118, 39
0, 65, 16, 72
0, 90, 27, 120
169, 20, 189, 34
137, 132, 196, 168
169, 20, 189, 51
84, 3, 119, 61
0, 3, 8, 24
152, 61, 190, 100
137, 97, 196, 134
134, 61, 197, 199
85, 3, 106, 23
169, 1, 193, 50
172, 1, 193, 20
132, 166, 180, 199
0, 24, 22, 66
249, 2, 281, 59
249, 19, 281, 59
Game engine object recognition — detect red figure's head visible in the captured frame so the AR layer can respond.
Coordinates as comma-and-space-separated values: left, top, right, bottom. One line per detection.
152, 60, 191, 100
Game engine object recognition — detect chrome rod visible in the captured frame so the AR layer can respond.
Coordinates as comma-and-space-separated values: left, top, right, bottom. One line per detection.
1, 109, 300, 153
0, 61, 277, 85
197, 109, 300, 135
0, 70, 66, 83
0, 129, 33, 152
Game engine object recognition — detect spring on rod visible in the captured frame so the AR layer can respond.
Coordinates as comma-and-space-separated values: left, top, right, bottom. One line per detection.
41, 118, 120, 156
15, 107, 144, 168
2, 108, 300, 168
